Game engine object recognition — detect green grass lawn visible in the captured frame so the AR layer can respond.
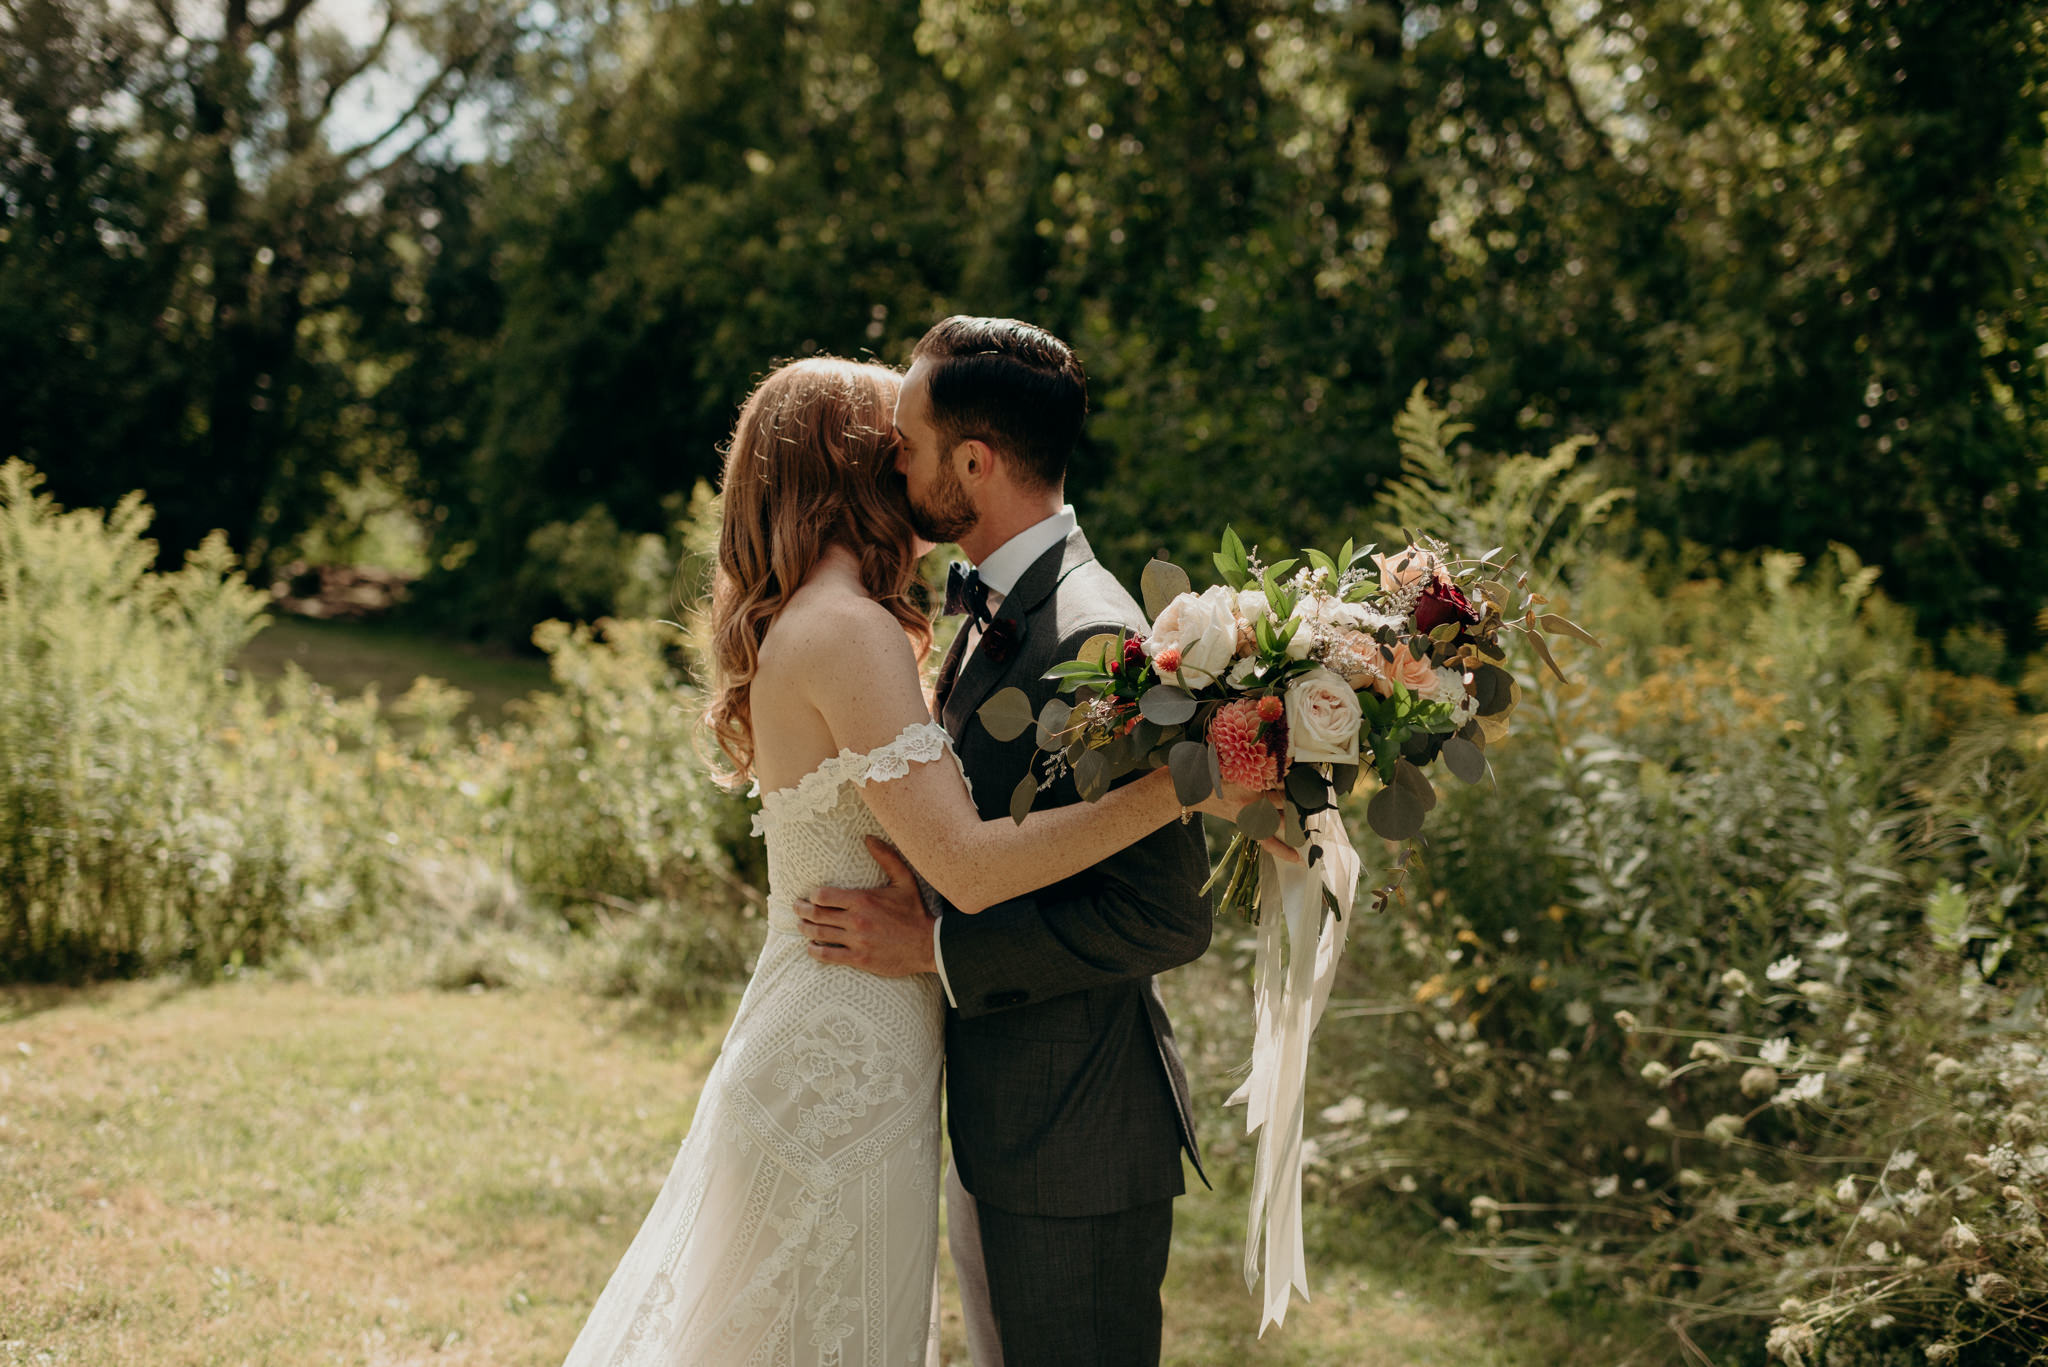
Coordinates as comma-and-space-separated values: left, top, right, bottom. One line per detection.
235, 616, 556, 723
0, 980, 1657, 1366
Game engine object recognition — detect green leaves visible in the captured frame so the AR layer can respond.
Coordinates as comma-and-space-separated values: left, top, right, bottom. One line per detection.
977, 688, 1036, 742
1214, 526, 1250, 590
1139, 684, 1198, 726
1140, 559, 1191, 621
1169, 740, 1220, 806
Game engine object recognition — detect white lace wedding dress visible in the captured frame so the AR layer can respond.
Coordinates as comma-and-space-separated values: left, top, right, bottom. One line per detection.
560, 721, 952, 1367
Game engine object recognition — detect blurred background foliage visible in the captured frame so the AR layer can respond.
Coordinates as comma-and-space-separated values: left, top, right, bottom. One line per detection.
7, 0, 2047, 652
9, 0, 2048, 1362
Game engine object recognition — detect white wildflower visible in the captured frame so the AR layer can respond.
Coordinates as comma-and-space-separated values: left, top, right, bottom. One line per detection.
1886, 1148, 1920, 1174
1592, 1174, 1620, 1199
1741, 1066, 1781, 1098
1547, 1047, 1572, 1064
1815, 930, 1849, 952
1613, 1010, 1639, 1032
1565, 1000, 1592, 1027
1968, 1272, 2017, 1303
1690, 1039, 1730, 1062
1926, 1342, 1958, 1363
1942, 1220, 1980, 1251
1640, 1060, 1671, 1084
1766, 1323, 1816, 1366
1866, 1241, 1889, 1262
1774, 1072, 1827, 1107
1319, 1096, 1366, 1126
1868, 1313, 1895, 1330
1647, 1106, 1673, 1131
1767, 955, 1803, 983
1834, 1175, 1857, 1202
1469, 1194, 1500, 1217
1721, 968, 1752, 993
1705, 1114, 1746, 1145
1760, 1037, 1793, 1067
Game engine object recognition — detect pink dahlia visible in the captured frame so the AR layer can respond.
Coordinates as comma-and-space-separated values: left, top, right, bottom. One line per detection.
1210, 698, 1287, 792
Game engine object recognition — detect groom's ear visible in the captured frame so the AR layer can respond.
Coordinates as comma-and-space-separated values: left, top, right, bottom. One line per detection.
953, 437, 1001, 487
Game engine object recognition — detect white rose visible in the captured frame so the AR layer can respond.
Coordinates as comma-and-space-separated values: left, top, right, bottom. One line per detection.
1284, 666, 1362, 765
1236, 587, 1275, 626
1146, 584, 1241, 688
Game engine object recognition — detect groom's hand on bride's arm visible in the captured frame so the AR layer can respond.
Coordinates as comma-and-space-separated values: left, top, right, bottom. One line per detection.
796, 837, 937, 977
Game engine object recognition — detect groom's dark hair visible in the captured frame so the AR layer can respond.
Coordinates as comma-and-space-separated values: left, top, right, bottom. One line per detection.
910, 316, 1086, 491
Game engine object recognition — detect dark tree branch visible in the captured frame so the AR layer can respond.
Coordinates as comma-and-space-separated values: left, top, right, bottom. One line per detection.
256, 0, 320, 39
313, 1, 403, 127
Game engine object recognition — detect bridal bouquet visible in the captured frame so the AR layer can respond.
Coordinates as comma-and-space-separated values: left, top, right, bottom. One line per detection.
977, 527, 1597, 1332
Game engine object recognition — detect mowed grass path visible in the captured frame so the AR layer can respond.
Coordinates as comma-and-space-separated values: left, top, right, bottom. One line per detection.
0, 982, 1618, 1366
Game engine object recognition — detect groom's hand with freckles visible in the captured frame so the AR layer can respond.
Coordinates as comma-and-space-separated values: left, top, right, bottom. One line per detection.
796, 837, 938, 977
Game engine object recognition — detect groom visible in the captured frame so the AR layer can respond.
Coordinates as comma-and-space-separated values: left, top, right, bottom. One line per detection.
795, 316, 1213, 1364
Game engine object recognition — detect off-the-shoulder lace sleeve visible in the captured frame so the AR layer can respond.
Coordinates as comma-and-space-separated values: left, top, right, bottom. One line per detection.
750, 721, 959, 836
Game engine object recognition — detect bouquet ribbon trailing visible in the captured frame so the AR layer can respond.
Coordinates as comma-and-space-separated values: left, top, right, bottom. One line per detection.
1227, 807, 1361, 1334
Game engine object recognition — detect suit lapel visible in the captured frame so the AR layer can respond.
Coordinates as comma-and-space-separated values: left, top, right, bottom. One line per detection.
941, 528, 1098, 740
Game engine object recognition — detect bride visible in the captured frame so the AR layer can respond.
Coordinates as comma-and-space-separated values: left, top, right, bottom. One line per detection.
559, 356, 1243, 1366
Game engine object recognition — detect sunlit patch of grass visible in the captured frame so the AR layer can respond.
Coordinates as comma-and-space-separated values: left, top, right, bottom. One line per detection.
0, 980, 1639, 1366
234, 616, 554, 724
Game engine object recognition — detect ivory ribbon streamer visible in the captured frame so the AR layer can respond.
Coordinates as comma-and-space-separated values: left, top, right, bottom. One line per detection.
1225, 807, 1361, 1334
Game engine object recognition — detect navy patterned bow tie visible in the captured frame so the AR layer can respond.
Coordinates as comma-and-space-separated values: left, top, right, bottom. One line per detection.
943, 562, 993, 629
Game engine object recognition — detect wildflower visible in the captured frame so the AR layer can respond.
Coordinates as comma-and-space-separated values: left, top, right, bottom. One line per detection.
1865, 1241, 1889, 1262
1591, 1174, 1620, 1199
1640, 1060, 1671, 1084
1565, 1000, 1592, 1027
1815, 930, 1848, 952
1613, 1010, 1639, 1032
1690, 1039, 1730, 1062
1934, 1057, 1967, 1083
1469, 1194, 1500, 1217
1838, 1047, 1867, 1069
1767, 955, 1803, 983
1766, 1322, 1816, 1366
1886, 1149, 1920, 1174
1868, 1314, 1895, 1331
1759, 1037, 1793, 1067
1926, 1343, 1958, 1363
1256, 694, 1285, 722
1967, 1273, 2017, 1303
1942, 1220, 1980, 1252
1547, 1047, 1571, 1064
1799, 981, 1833, 1001
1647, 1106, 1673, 1131
1155, 646, 1183, 674
1773, 1073, 1827, 1107
1319, 1096, 1366, 1126
1720, 969, 1752, 993
1834, 1176, 1857, 1203
1705, 1114, 1746, 1146
1676, 1168, 1707, 1187
1741, 1066, 1779, 1098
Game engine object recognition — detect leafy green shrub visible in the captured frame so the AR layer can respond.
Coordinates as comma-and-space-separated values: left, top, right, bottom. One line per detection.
1305, 409, 2048, 1362
0, 462, 756, 1001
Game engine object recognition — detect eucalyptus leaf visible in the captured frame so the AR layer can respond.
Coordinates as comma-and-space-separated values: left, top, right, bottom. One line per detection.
1075, 632, 1125, 669
1009, 772, 1039, 825
1074, 747, 1112, 802
1036, 698, 1073, 749
1330, 762, 1361, 795
1472, 664, 1514, 717
1367, 784, 1428, 841
1526, 625, 1570, 683
1441, 735, 1486, 784
978, 687, 1037, 742
1169, 740, 1217, 805
1280, 800, 1308, 848
1237, 799, 1281, 840
1538, 613, 1603, 647
1140, 684, 1199, 726
1286, 764, 1332, 812
1141, 558, 1192, 621
1393, 757, 1438, 811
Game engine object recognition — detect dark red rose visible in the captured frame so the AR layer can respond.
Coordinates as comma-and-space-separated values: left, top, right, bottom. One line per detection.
981, 617, 1018, 665
1123, 635, 1147, 667
1414, 581, 1479, 632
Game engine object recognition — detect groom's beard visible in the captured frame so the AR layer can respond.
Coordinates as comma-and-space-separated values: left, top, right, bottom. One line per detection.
909, 460, 978, 544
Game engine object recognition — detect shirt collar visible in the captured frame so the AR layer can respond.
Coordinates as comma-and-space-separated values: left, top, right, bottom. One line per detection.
972, 505, 1077, 600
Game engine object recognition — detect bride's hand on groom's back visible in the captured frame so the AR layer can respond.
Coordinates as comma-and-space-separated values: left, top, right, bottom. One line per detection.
795, 837, 938, 977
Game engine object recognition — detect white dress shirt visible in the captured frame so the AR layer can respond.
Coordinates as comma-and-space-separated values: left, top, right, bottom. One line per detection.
932, 505, 1078, 1005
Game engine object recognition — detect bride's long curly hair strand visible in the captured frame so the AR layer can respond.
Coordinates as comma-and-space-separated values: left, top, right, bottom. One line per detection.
707, 358, 932, 784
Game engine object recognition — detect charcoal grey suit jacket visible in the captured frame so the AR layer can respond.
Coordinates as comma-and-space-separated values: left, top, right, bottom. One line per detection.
936, 526, 1212, 1219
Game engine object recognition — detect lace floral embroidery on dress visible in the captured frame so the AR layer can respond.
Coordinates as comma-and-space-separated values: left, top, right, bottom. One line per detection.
751, 721, 956, 837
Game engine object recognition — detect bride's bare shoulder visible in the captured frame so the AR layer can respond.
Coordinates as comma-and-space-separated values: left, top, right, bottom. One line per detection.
761, 578, 915, 672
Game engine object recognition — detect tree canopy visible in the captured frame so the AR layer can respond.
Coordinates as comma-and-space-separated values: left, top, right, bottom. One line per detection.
8, 0, 2045, 652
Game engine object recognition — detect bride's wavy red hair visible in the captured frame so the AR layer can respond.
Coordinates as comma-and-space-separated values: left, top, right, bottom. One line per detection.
706, 357, 932, 784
